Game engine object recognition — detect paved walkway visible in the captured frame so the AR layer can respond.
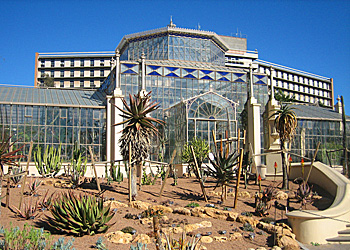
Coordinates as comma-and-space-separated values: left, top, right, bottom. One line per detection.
300, 243, 350, 250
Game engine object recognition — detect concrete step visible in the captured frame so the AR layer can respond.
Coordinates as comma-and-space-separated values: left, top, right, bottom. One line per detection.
326, 236, 350, 243
338, 229, 350, 235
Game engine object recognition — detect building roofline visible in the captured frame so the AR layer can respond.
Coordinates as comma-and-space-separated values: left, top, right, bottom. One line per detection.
116, 25, 243, 53
257, 59, 331, 81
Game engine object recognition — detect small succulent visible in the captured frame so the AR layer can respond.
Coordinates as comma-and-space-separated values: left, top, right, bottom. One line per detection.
140, 208, 163, 219
296, 181, 313, 208
12, 197, 40, 220
28, 178, 42, 196
185, 202, 199, 208
48, 190, 115, 236
40, 190, 55, 209
94, 237, 108, 250
130, 242, 148, 250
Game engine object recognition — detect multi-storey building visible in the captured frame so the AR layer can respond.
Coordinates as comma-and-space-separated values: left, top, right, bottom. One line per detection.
34, 52, 114, 89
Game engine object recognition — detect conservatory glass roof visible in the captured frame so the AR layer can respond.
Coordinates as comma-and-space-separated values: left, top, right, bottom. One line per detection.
0, 86, 106, 107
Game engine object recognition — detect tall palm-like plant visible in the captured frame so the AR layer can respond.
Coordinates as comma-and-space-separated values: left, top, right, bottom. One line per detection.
271, 104, 297, 189
113, 91, 164, 198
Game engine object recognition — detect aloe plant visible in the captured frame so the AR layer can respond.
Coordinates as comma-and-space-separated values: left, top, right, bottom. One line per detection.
28, 178, 42, 196
296, 181, 313, 209
34, 145, 62, 177
12, 196, 40, 220
48, 191, 115, 236
10, 165, 24, 186
163, 231, 201, 250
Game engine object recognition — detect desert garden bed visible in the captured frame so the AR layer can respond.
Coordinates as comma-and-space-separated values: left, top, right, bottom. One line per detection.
0, 174, 333, 250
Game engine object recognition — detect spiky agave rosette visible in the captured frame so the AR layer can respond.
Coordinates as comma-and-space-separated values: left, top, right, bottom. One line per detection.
48, 190, 114, 236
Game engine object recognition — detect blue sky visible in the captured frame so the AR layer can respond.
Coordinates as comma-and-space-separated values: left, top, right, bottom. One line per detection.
0, 0, 349, 107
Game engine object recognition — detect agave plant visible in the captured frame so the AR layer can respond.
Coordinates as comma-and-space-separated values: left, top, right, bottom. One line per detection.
10, 165, 24, 186
48, 190, 115, 236
296, 181, 313, 209
207, 148, 239, 202
113, 91, 164, 198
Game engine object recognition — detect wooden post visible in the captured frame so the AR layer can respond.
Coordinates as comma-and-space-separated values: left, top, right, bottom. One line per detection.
234, 148, 244, 208
19, 141, 33, 210
190, 146, 208, 202
128, 142, 132, 203
5, 165, 12, 208
159, 150, 176, 197
305, 142, 321, 183
88, 146, 101, 193
237, 128, 240, 152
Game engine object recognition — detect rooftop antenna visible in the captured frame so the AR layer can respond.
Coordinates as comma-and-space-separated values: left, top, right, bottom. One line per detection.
197, 23, 201, 30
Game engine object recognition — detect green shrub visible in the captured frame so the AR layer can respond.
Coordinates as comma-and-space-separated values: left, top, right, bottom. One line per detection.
48, 191, 115, 236
52, 237, 75, 250
0, 223, 52, 250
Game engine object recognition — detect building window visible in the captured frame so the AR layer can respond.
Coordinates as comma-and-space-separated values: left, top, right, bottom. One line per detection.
60, 70, 64, 77
41, 60, 45, 68
70, 80, 74, 87
41, 70, 45, 77
80, 80, 84, 88
60, 108, 67, 118
51, 70, 54, 77
80, 70, 84, 77
100, 70, 104, 77
60, 60, 64, 67
90, 59, 94, 66
60, 80, 64, 87
90, 80, 95, 88
100, 59, 104, 66
90, 70, 94, 77
25, 106, 33, 117
70, 59, 74, 67
80, 59, 84, 66
70, 70, 74, 77
51, 60, 54, 67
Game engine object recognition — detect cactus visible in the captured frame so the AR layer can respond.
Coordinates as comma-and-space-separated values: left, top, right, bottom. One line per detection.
34, 145, 62, 177
70, 142, 87, 187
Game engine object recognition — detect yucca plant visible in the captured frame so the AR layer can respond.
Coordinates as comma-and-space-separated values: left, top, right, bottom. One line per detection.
296, 181, 313, 209
48, 190, 115, 236
207, 147, 239, 202
113, 91, 164, 198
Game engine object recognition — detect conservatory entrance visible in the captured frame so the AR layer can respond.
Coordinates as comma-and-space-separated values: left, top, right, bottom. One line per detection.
165, 91, 238, 162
